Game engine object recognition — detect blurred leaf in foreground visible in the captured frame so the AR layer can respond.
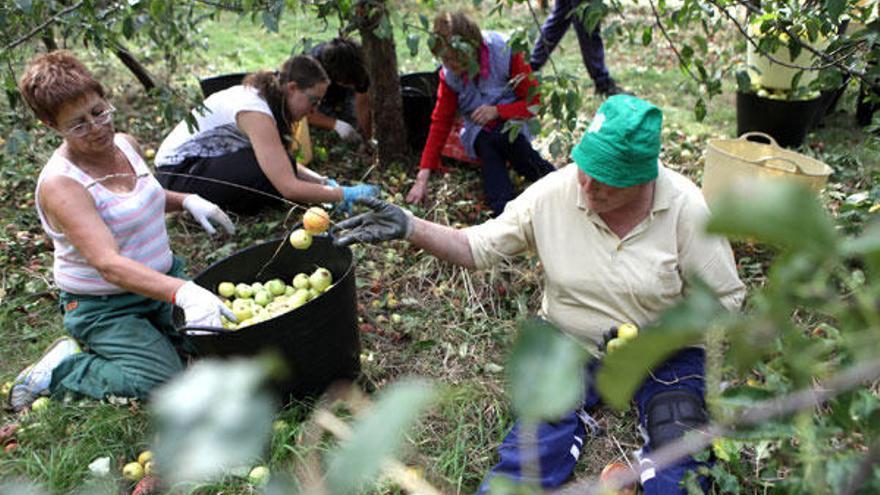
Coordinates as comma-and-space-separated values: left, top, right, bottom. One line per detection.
325, 378, 436, 495
151, 357, 276, 485
706, 180, 838, 256
597, 282, 726, 410
508, 318, 589, 422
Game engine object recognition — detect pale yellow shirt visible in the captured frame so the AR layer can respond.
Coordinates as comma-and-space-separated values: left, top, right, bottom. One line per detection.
465, 164, 746, 353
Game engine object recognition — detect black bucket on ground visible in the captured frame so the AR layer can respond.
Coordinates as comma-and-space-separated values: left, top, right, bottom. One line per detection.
199, 72, 249, 98
736, 91, 824, 148
175, 236, 360, 402
400, 69, 440, 155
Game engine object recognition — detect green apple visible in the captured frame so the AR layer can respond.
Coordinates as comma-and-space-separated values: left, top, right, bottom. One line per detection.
617, 323, 639, 341
292, 273, 310, 290
143, 460, 155, 476
266, 279, 286, 296
31, 396, 51, 411
232, 306, 252, 322
254, 290, 271, 307
289, 228, 313, 250
284, 285, 296, 296
217, 282, 236, 298
235, 283, 254, 299
137, 450, 153, 466
251, 282, 264, 293
308, 288, 321, 300
248, 465, 270, 486
606, 337, 626, 353
291, 289, 310, 308
122, 461, 144, 482
309, 268, 332, 292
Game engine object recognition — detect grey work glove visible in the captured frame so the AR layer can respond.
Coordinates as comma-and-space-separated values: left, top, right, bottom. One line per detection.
331, 197, 414, 247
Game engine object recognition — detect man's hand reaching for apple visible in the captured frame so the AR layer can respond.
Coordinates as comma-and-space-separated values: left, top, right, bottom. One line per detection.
331, 197, 414, 247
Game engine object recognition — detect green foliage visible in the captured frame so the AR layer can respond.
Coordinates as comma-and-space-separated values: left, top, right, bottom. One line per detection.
324, 379, 436, 495
506, 318, 588, 421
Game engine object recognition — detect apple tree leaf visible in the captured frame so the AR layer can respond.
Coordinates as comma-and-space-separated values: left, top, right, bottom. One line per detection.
325, 379, 436, 495
507, 318, 589, 422
151, 357, 276, 485
705, 181, 838, 256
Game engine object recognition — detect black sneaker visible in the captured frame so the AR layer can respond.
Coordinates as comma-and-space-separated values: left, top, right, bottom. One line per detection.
596, 81, 633, 97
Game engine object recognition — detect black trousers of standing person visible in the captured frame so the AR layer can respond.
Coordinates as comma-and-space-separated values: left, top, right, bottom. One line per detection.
156, 147, 292, 215
473, 128, 557, 216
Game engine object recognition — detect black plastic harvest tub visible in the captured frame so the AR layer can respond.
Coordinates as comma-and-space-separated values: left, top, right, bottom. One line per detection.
175, 236, 360, 402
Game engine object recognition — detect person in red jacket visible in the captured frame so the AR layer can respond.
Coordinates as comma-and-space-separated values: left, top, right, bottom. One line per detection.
406, 11, 556, 216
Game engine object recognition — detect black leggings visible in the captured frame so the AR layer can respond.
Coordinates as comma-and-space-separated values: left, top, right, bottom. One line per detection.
157, 147, 292, 215
474, 129, 557, 216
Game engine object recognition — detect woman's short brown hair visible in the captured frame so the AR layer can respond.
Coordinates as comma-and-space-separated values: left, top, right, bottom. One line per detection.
18, 50, 105, 126
430, 11, 483, 59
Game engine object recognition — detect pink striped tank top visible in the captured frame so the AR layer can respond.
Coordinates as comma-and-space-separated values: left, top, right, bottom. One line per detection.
35, 134, 174, 295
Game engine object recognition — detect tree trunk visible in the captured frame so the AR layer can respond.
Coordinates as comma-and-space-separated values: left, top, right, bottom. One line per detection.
114, 47, 156, 91
357, 0, 409, 166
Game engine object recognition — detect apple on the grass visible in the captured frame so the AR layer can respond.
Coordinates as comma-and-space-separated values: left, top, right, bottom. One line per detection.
599, 462, 636, 495
31, 397, 51, 411
137, 450, 153, 466
122, 461, 145, 482
309, 268, 332, 292
289, 229, 313, 250
248, 465, 270, 486
217, 282, 235, 298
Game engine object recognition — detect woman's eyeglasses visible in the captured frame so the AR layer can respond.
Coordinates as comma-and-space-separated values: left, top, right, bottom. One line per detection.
62, 106, 116, 137
305, 93, 322, 108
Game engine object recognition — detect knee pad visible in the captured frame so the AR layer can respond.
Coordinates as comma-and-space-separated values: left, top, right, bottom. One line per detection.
645, 390, 707, 450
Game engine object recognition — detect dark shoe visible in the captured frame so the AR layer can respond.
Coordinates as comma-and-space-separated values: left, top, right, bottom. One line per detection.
596, 81, 633, 97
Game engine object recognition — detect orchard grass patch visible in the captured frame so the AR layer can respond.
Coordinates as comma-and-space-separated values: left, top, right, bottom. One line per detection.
1, 1, 878, 493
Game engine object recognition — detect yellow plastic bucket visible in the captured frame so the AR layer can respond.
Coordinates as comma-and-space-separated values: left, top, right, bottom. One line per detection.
701, 132, 833, 204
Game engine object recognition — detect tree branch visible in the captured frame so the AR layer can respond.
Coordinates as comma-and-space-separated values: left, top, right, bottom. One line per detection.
554, 358, 880, 495
647, 0, 702, 85
5, 1, 85, 52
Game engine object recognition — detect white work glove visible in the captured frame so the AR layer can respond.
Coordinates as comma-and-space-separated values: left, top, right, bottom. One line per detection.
333, 120, 361, 143
174, 281, 237, 328
182, 195, 235, 235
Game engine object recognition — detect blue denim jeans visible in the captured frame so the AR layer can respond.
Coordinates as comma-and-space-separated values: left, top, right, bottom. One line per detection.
530, 0, 612, 90
478, 348, 710, 494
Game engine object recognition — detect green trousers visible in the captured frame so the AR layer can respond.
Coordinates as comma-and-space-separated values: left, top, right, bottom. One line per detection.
50, 257, 191, 401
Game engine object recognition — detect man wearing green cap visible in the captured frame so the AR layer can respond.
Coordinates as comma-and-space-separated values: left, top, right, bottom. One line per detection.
332, 95, 745, 493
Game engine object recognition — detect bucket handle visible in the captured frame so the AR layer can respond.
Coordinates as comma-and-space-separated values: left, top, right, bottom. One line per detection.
179, 325, 238, 335
754, 156, 806, 174
738, 132, 780, 148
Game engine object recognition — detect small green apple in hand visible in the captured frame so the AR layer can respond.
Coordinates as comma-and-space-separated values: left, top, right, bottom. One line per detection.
617, 323, 639, 341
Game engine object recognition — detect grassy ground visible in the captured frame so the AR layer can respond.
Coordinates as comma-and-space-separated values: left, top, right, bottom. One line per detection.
1, 1, 877, 494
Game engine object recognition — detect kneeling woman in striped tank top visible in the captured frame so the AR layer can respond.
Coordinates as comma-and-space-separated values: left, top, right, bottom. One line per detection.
8, 51, 237, 412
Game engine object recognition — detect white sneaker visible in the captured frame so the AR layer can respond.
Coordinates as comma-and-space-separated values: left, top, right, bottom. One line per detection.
9, 337, 81, 412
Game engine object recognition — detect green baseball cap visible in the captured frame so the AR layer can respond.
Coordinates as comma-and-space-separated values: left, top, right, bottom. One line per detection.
571, 94, 663, 188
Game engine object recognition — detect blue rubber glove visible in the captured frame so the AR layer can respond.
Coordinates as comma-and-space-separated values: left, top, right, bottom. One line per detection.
325, 178, 339, 188
340, 184, 379, 214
